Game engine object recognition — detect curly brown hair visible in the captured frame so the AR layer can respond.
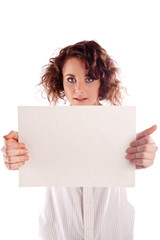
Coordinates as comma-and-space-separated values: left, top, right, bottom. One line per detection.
39, 40, 127, 105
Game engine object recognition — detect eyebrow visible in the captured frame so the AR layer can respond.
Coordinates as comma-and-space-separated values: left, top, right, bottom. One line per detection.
64, 74, 90, 77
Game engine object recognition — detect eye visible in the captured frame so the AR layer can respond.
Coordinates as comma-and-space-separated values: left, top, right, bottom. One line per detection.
67, 77, 76, 83
86, 78, 94, 83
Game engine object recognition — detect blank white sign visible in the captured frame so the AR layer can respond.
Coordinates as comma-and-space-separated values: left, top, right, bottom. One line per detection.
18, 106, 136, 187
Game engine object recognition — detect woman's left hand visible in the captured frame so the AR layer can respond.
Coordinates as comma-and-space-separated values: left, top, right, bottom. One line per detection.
126, 125, 158, 169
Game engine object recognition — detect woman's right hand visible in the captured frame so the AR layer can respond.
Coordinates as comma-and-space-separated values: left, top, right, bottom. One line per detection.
1, 130, 29, 170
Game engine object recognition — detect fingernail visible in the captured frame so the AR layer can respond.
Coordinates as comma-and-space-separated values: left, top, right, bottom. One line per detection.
21, 143, 26, 148
24, 155, 29, 160
127, 147, 133, 153
130, 142, 135, 147
20, 162, 25, 166
24, 149, 29, 153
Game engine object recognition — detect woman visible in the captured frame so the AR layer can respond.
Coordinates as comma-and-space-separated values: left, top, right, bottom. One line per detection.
2, 40, 158, 239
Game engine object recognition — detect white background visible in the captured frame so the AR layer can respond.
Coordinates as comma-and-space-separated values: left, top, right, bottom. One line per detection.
0, 0, 160, 239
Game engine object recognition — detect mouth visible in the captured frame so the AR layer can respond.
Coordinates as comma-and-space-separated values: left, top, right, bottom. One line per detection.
74, 98, 88, 102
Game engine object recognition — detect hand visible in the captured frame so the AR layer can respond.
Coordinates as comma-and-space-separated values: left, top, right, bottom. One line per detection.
126, 125, 158, 169
1, 130, 29, 170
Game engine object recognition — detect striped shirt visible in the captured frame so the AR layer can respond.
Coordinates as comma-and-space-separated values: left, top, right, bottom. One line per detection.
39, 187, 134, 240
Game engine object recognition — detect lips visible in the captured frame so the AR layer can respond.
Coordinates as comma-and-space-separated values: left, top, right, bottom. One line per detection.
74, 98, 88, 101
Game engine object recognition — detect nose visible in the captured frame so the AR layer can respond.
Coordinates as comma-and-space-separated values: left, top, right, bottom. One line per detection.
75, 81, 85, 93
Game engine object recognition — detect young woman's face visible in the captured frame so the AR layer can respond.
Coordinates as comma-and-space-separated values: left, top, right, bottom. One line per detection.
62, 57, 101, 105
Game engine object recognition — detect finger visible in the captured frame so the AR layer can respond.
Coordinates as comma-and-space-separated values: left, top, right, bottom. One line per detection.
5, 141, 26, 149
5, 161, 25, 170
3, 131, 18, 141
126, 144, 158, 154
4, 155, 29, 163
130, 135, 154, 147
136, 124, 157, 140
126, 152, 155, 160
5, 148, 29, 157
3, 139, 17, 148
136, 166, 144, 170
1, 146, 6, 154
131, 159, 153, 168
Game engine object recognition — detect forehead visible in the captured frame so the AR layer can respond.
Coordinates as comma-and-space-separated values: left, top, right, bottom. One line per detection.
62, 57, 87, 75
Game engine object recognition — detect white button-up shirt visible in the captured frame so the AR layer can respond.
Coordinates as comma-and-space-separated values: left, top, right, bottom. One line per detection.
39, 187, 134, 240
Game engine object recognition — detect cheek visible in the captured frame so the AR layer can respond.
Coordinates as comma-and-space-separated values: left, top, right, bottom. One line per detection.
89, 83, 100, 96
63, 85, 73, 97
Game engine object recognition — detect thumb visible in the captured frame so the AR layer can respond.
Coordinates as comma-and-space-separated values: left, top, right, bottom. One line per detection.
3, 130, 18, 141
136, 124, 157, 140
